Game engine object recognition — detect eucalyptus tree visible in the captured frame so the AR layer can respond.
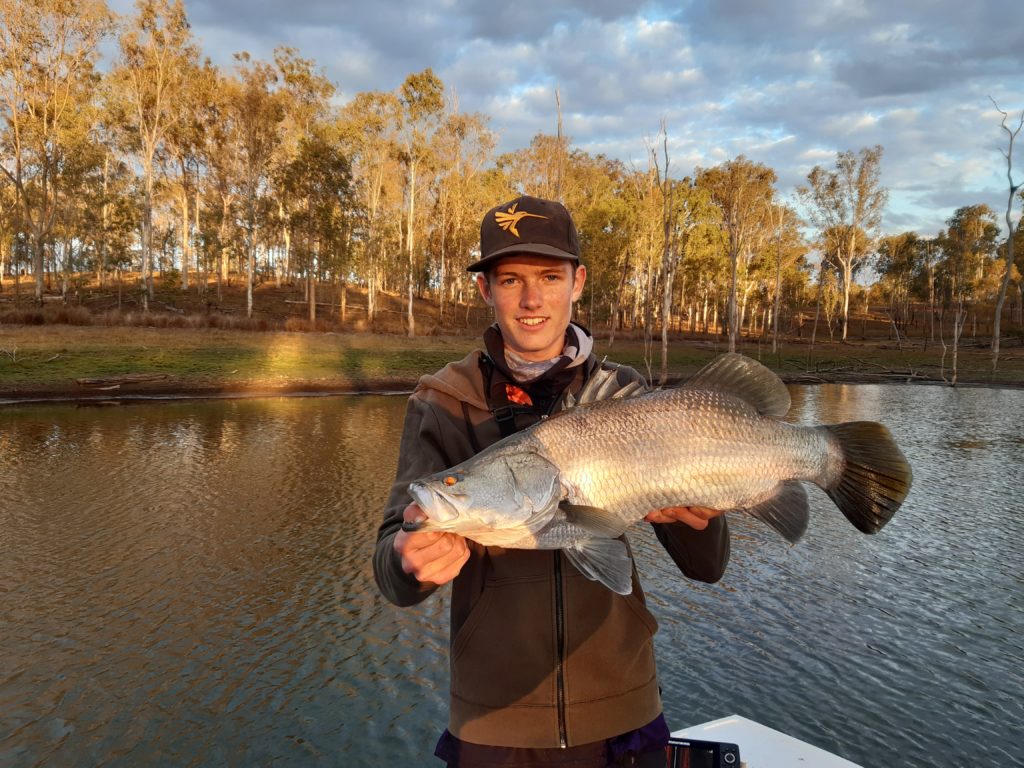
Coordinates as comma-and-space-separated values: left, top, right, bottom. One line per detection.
200, 65, 243, 298
0, 175, 15, 287
696, 156, 777, 352
798, 145, 887, 342
278, 131, 354, 321
649, 124, 723, 381
52, 112, 108, 292
78, 151, 137, 289
338, 89, 403, 322
271, 46, 335, 287
0, 0, 113, 303
114, 0, 198, 309
765, 203, 806, 353
937, 204, 999, 384
229, 53, 285, 318
397, 69, 444, 337
875, 231, 923, 335
163, 55, 213, 291
498, 133, 569, 202
563, 153, 631, 333
430, 109, 495, 320
989, 100, 1023, 373
621, 162, 664, 347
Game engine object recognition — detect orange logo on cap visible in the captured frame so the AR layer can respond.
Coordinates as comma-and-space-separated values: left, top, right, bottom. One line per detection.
494, 203, 547, 238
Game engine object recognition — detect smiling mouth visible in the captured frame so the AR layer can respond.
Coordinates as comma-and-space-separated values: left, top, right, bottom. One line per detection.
517, 317, 547, 327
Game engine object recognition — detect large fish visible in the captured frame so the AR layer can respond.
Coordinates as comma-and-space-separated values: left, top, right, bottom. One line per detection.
405, 353, 912, 594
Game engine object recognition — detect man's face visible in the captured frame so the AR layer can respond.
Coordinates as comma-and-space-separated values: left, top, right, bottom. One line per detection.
476, 255, 587, 362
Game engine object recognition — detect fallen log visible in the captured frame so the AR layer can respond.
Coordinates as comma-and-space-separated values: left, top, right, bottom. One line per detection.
76, 373, 170, 388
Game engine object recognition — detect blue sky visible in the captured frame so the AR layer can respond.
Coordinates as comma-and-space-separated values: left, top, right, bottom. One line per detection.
108, 0, 1023, 238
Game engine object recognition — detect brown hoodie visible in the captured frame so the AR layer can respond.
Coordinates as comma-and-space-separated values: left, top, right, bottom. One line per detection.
372, 348, 730, 749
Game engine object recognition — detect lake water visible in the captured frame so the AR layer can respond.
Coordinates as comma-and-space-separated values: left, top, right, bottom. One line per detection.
1, 385, 1021, 767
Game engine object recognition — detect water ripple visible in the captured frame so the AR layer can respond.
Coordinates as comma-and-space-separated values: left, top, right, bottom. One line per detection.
1, 387, 1022, 766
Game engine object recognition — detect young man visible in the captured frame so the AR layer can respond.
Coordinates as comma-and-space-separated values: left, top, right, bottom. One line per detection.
373, 195, 730, 767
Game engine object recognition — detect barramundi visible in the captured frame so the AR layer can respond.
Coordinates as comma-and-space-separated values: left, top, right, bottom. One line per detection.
405, 353, 912, 594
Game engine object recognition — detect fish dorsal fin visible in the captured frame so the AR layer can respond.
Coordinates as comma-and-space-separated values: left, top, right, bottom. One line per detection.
683, 353, 790, 417
564, 362, 649, 409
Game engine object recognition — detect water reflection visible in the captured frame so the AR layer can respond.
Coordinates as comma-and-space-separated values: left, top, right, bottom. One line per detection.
1, 386, 1022, 766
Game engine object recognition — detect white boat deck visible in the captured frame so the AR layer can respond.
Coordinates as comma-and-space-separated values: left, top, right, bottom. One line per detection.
672, 714, 862, 768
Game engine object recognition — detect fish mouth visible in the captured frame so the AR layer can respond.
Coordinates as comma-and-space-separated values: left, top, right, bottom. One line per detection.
408, 481, 462, 525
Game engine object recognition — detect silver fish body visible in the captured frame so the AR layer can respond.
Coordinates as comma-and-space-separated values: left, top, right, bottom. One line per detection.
407, 353, 912, 594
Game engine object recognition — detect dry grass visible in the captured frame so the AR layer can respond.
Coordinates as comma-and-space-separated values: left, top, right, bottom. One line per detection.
1, 272, 1022, 397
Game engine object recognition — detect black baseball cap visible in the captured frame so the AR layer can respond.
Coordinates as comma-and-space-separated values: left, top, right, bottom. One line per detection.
467, 195, 581, 272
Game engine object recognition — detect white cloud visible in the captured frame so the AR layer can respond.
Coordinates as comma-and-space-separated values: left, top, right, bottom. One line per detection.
100, 0, 1023, 236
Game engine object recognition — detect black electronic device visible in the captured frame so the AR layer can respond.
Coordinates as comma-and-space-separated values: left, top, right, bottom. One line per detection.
664, 736, 741, 768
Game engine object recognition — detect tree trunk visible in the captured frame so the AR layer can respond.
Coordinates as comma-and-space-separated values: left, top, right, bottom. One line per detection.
406, 159, 417, 338
727, 245, 739, 352
195, 185, 204, 295
99, 154, 110, 288
180, 187, 190, 291
772, 239, 782, 354
951, 297, 965, 387
439, 195, 447, 321
31, 234, 45, 305
142, 168, 154, 310
808, 264, 824, 365
339, 276, 347, 324
246, 208, 255, 319
308, 265, 316, 322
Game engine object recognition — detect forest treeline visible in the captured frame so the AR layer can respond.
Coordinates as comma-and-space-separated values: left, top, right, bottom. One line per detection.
1, 0, 1022, 377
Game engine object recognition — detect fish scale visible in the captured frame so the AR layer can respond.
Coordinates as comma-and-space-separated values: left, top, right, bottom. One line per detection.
539, 387, 833, 521
406, 353, 912, 595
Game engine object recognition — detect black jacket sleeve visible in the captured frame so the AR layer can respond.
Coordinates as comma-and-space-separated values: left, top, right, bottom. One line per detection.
651, 515, 730, 584
372, 395, 451, 607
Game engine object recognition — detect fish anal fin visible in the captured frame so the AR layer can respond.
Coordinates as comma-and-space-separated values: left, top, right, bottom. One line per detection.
559, 502, 630, 539
746, 481, 809, 543
684, 353, 791, 418
564, 539, 633, 595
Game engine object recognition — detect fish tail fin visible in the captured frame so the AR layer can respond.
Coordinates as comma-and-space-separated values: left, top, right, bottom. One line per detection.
824, 422, 912, 534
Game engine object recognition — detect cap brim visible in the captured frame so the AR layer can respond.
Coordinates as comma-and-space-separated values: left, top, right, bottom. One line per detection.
466, 243, 579, 272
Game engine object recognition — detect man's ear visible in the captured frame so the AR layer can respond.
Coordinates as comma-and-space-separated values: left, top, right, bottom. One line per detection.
571, 264, 587, 302
476, 273, 494, 306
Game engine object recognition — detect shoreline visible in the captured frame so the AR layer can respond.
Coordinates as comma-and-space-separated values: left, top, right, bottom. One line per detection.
3, 370, 1020, 407
2, 325, 1021, 406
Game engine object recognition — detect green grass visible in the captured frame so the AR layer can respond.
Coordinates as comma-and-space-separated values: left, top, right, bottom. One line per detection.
0, 324, 1021, 398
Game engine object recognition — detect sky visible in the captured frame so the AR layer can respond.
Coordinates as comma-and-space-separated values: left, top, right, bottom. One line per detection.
107, 0, 1024, 238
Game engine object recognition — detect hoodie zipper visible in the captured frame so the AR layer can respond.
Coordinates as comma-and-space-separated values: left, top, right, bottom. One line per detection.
554, 551, 568, 748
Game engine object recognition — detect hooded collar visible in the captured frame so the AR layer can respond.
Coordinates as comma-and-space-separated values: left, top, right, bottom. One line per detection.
483, 323, 594, 384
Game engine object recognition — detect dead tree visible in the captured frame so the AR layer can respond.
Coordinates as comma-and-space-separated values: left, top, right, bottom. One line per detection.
989, 98, 1023, 375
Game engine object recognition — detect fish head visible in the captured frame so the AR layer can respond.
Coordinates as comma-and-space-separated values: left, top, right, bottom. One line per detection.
407, 448, 561, 535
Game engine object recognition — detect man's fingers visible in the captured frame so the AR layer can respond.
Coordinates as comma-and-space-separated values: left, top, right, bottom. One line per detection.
396, 529, 469, 584
644, 505, 722, 529
415, 537, 470, 585
676, 510, 710, 530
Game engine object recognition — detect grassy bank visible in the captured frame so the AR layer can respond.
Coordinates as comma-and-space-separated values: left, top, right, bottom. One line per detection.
1, 323, 1021, 401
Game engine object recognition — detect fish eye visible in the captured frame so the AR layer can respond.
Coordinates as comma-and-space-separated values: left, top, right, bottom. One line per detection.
443, 475, 459, 486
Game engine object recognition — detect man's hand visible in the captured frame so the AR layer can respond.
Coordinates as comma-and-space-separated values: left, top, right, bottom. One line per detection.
393, 503, 470, 586
644, 506, 724, 530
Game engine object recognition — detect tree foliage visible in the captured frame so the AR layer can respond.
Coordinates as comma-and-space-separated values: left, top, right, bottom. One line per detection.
1, 1, 1019, 359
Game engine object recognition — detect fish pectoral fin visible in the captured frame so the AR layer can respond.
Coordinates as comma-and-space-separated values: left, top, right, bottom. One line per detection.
564, 539, 633, 595
559, 502, 630, 539
745, 481, 809, 544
